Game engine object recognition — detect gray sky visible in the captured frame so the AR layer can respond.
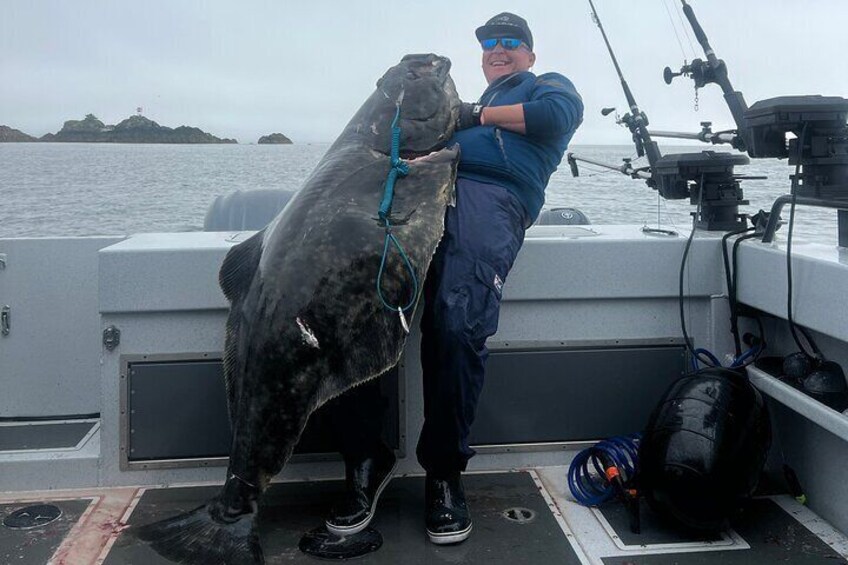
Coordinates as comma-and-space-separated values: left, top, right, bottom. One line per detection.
2, 0, 846, 144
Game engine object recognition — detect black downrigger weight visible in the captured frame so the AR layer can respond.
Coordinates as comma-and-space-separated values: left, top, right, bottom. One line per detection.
639, 367, 771, 531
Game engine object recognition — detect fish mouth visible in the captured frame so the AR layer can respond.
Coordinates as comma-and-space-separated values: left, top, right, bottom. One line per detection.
400, 147, 440, 159
405, 146, 458, 163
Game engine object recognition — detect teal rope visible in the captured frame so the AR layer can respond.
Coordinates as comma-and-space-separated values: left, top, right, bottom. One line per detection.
376, 103, 418, 313
378, 105, 410, 221
376, 226, 419, 312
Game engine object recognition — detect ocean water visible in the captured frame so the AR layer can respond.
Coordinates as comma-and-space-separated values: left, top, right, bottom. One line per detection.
0, 142, 839, 243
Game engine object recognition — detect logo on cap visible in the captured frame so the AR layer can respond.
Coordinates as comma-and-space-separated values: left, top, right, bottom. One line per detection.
476, 12, 533, 51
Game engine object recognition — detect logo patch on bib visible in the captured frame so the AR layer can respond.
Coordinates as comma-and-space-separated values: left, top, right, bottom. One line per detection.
493, 274, 504, 294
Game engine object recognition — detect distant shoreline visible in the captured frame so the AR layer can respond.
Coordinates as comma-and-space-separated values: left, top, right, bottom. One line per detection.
0, 115, 293, 145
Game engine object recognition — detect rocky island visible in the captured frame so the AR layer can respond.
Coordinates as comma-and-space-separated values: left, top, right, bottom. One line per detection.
258, 133, 293, 144
41, 114, 237, 144
0, 125, 37, 142
1, 114, 238, 144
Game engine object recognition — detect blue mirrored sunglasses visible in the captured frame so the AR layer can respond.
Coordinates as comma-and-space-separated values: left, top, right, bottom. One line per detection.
480, 37, 524, 51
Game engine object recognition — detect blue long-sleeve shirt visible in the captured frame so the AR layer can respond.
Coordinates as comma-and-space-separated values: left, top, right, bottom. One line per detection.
450, 71, 583, 224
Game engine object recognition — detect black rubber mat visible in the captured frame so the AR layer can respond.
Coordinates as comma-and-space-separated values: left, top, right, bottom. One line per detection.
103, 471, 583, 564
0, 422, 95, 451
0, 499, 92, 564
601, 498, 848, 564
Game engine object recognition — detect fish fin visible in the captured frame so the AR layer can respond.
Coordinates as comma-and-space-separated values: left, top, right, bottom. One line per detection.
220, 229, 264, 420
223, 306, 243, 421
219, 229, 265, 302
134, 504, 263, 565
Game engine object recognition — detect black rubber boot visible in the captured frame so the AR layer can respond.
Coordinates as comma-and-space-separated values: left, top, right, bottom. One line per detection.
425, 473, 472, 545
325, 444, 397, 536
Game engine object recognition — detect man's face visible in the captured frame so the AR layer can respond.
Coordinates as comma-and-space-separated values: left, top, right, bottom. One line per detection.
481, 39, 536, 84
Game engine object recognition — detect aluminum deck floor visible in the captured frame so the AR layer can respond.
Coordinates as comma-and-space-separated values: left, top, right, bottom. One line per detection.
1, 468, 846, 564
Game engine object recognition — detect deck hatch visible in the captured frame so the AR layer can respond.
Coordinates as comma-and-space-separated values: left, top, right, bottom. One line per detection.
0, 421, 96, 452
121, 354, 401, 469
470, 343, 687, 448
593, 501, 729, 548
597, 499, 847, 564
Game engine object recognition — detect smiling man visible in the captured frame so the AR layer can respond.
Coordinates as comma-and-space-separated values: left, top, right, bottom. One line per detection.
325, 12, 583, 546
413, 12, 583, 544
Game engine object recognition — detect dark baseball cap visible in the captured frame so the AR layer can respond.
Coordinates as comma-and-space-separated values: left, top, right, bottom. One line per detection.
475, 12, 534, 51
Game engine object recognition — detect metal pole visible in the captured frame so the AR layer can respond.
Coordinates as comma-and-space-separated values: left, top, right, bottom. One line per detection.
762, 195, 848, 244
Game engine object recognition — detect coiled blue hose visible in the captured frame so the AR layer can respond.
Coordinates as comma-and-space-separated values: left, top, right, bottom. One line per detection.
689, 345, 763, 372
568, 434, 641, 506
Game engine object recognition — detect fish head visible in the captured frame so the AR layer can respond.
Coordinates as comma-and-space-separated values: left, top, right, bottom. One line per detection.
348, 54, 460, 157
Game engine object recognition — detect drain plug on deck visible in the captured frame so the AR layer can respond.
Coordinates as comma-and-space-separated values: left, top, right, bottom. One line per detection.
502, 507, 536, 524
3, 504, 62, 530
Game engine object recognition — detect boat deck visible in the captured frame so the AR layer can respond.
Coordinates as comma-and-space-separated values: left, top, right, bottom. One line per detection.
4, 231, 848, 563
3, 467, 847, 564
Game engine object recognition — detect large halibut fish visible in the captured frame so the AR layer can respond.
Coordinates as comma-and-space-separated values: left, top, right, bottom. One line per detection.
136, 54, 461, 564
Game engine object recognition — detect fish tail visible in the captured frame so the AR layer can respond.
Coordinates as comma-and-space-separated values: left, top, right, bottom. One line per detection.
134, 475, 263, 564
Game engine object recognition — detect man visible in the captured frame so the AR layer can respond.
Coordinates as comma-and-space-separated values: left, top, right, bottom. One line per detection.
326, 12, 583, 544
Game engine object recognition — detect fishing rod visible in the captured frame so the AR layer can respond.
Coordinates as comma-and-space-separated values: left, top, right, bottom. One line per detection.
569, 0, 754, 232
587, 0, 662, 168
567, 0, 664, 192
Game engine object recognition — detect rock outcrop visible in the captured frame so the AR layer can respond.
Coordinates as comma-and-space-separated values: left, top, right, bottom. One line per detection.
0, 125, 37, 142
258, 133, 293, 144
38, 114, 237, 144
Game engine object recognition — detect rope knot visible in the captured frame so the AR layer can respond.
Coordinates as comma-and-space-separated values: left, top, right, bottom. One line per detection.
393, 158, 410, 176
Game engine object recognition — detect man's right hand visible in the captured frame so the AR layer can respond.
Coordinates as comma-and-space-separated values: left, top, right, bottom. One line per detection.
456, 102, 483, 130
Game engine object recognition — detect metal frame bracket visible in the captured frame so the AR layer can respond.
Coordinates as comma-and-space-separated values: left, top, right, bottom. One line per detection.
103, 326, 121, 350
